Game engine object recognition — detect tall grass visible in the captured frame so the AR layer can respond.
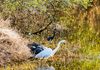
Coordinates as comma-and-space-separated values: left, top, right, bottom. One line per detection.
0, 19, 32, 66
0, 0, 100, 69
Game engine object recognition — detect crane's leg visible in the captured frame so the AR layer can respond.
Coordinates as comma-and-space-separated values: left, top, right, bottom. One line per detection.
40, 59, 43, 66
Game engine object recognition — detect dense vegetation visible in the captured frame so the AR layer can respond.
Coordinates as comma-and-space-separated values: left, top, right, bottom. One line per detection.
0, 0, 100, 70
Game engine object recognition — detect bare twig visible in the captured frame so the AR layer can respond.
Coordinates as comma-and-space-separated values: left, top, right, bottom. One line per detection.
26, 2, 56, 35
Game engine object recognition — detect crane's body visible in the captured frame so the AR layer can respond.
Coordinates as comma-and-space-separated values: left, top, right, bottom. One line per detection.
29, 40, 66, 59
35, 48, 53, 59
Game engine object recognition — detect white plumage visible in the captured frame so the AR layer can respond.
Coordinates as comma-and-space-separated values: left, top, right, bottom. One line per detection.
34, 40, 66, 59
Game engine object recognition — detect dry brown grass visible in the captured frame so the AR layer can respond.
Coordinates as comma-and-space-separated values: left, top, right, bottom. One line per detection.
0, 19, 32, 66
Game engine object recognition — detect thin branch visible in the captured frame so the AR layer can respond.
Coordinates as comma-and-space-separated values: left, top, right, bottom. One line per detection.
26, 2, 56, 35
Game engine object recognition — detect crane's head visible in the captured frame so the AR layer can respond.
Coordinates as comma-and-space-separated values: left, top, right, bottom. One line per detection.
58, 40, 66, 45
60, 40, 66, 43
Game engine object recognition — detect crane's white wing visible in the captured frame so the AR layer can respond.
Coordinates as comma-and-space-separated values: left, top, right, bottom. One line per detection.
35, 48, 53, 59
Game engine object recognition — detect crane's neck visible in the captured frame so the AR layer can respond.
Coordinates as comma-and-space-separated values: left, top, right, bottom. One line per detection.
52, 40, 64, 55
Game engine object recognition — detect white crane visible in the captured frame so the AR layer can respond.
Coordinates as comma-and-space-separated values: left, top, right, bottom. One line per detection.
34, 40, 66, 59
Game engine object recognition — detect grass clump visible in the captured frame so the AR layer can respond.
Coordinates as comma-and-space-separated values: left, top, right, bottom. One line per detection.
0, 19, 32, 66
